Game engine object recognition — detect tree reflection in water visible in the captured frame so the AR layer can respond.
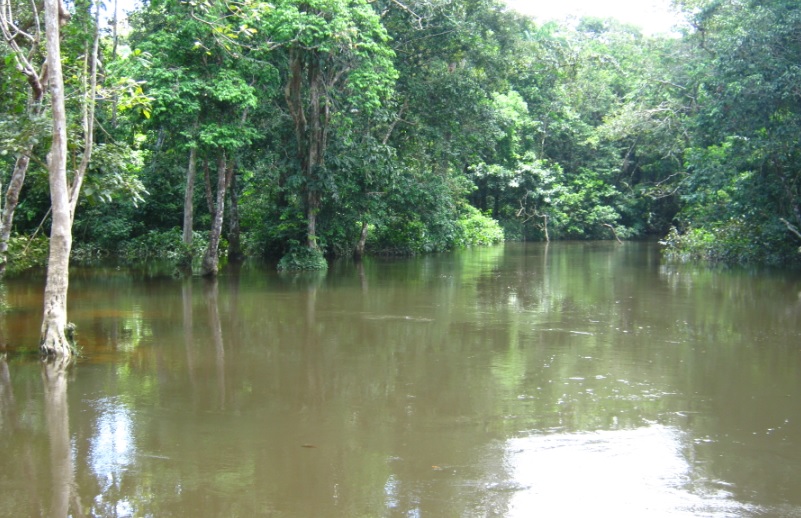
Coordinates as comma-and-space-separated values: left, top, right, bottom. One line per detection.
42, 359, 81, 517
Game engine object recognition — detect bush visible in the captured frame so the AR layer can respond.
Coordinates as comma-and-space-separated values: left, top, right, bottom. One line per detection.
118, 228, 210, 265
661, 219, 799, 265
4, 234, 49, 275
454, 206, 505, 247
277, 245, 328, 271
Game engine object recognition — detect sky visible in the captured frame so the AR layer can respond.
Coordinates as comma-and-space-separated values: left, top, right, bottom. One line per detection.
503, 0, 685, 35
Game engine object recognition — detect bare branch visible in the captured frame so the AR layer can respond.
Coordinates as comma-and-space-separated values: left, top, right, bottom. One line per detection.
383, 0, 423, 29
780, 218, 801, 242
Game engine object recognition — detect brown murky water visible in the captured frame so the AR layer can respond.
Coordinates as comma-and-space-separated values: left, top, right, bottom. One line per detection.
1, 242, 801, 517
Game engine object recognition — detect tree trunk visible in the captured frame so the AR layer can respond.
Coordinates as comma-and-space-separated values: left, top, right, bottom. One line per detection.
40, 0, 73, 358
200, 154, 228, 276
183, 147, 197, 246
286, 46, 330, 252
306, 190, 319, 250
354, 220, 369, 260
227, 168, 243, 262
0, 155, 30, 276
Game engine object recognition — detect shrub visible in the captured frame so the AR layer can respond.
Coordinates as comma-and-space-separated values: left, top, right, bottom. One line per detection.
277, 245, 328, 271
661, 219, 799, 265
454, 206, 505, 247
118, 228, 210, 264
4, 234, 48, 275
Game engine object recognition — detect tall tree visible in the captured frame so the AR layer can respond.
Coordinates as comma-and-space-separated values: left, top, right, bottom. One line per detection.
267, 0, 397, 252
128, 0, 260, 275
39, 0, 73, 356
40, 0, 99, 356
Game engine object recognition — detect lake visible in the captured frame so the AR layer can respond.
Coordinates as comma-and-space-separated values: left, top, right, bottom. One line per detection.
1, 242, 801, 517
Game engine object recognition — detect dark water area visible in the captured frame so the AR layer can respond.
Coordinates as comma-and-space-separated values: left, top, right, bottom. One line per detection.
2, 242, 801, 517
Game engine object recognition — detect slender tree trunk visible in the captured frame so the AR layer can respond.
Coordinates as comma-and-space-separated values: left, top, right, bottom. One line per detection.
183, 147, 197, 246
227, 168, 243, 262
354, 220, 369, 260
306, 57, 322, 250
40, 0, 72, 358
201, 154, 228, 276
0, 155, 30, 276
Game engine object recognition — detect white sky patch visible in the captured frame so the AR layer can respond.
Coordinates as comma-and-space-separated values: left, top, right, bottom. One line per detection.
503, 0, 685, 35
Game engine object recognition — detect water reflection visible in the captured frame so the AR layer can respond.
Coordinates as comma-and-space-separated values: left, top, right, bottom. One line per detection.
203, 278, 226, 409
42, 360, 79, 517
1, 243, 801, 516
89, 397, 135, 514
505, 425, 756, 517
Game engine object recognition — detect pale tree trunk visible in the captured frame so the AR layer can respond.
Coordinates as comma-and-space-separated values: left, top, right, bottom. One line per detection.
227, 168, 243, 262
201, 154, 229, 276
41, 1, 98, 356
354, 220, 369, 260
183, 146, 197, 246
0, 155, 31, 276
40, 0, 73, 358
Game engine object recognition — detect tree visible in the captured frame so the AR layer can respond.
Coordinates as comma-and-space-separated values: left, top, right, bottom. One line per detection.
0, 0, 48, 276
40, 0, 99, 356
266, 0, 397, 253
128, 0, 261, 275
665, 0, 801, 263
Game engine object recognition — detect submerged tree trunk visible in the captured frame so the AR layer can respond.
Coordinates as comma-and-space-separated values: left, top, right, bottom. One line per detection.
40, 0, 73, 358
200, 154, 229, 276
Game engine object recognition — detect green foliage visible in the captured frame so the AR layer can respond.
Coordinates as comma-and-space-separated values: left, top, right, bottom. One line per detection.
118, 228, 210, 264
454, 206, 505, 247
6, 0, 798, 272
661, 220, 799, 265
4, 234, 49, 275
277, 245, 328, 271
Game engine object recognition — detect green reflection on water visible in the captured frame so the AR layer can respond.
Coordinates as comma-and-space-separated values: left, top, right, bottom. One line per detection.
1, 243, 800, 516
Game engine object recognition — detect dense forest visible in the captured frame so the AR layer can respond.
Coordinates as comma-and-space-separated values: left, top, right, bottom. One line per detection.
2, 0, 801, 277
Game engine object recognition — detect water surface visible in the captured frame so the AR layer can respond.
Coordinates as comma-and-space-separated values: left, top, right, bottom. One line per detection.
1, 242, 800, 516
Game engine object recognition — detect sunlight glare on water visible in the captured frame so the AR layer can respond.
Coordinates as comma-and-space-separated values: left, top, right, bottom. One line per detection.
505, 426, 757, 517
